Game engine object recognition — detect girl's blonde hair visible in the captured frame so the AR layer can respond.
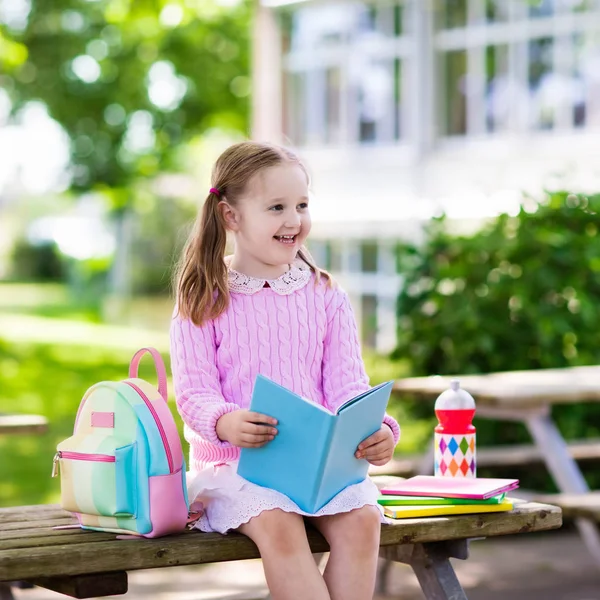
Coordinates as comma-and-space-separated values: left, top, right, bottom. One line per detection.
174, 141, 331, 325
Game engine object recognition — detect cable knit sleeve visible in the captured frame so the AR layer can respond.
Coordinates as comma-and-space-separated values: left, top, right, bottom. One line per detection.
321, 288, 401, 445
170, 313, 239, 447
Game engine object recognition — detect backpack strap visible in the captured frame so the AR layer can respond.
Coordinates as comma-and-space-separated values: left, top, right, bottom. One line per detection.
129, 347, 168, 402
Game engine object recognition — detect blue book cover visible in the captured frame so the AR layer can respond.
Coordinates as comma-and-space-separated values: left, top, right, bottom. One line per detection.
237, 375, 394, 513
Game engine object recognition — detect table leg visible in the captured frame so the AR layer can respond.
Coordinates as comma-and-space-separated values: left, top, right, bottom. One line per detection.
0, 584, 14, 600
477, 404, 600, 564
525, 410, 600, 564
381, 540, 469, 600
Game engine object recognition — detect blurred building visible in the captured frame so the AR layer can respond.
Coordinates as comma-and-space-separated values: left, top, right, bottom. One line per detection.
253, 0, 600, 351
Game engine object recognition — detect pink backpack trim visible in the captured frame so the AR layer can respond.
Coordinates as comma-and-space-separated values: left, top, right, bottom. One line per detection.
129, 347, 168, 401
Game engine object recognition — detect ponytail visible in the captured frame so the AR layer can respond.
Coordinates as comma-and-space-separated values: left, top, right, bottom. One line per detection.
174, 191, 230, 325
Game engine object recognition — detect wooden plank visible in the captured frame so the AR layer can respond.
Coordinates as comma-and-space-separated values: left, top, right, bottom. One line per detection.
0, 502, 561, 581
0, 528, 81, 542
0, 505, 69, 525
396, 543, 468, 600
527, 492, 600, 521
0, 504, 63, 515
369, 439, 600, 477
393, 365, 600, 408
0, 414, 48, 435
0, 531, 117, 548
29, 572, 127, 598
0, 518, 76, 532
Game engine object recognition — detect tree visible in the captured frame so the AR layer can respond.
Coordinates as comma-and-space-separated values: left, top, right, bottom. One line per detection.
0, 0, 251, 202
1, 0, 251, 298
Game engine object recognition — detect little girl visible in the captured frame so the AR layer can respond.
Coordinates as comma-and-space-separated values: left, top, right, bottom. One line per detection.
170, 141, 400, 600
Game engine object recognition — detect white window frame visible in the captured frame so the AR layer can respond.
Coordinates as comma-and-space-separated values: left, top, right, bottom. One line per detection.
281, 0, 413, 147
435, 0, 600, 139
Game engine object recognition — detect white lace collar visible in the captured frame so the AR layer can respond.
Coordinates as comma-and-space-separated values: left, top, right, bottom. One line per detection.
227, 257, 312, 295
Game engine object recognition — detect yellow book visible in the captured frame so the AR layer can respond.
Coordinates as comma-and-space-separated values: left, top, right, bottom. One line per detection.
383, 498, 514, 519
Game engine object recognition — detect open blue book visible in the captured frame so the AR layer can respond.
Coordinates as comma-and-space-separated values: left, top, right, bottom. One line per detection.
237, 375, 394, 513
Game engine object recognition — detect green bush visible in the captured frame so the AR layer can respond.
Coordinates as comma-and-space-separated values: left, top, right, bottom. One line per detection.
393, 191, 600, 487
9, 238, 66, 282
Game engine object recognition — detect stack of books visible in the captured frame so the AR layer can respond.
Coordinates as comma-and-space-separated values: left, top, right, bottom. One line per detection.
378, 475, 519, 519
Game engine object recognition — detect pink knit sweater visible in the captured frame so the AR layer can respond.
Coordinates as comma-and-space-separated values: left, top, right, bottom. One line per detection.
170, 261, 400, 471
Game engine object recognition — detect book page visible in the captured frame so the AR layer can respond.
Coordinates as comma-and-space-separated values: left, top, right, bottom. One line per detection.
335, 381, 393, 415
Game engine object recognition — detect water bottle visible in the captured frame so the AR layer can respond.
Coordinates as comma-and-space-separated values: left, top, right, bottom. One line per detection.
434, 379, 476, 478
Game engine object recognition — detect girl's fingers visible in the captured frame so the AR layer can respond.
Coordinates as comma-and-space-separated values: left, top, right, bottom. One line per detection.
365, 448, 391, 461
247, 412, 278, 426
358, 429, 387, 451
242, 422, 278, 436
240, 440, 271, 448
356, 441, 392, 460
241, 433, 275, 444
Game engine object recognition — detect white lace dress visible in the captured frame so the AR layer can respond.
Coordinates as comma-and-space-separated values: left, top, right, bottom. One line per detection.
187, 462, 387, 534
180, 259, 391, 534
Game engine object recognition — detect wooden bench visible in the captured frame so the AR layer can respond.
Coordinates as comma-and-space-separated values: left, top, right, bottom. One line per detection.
0, 414, 48, 436
0, 499, 561, 600
515, 491, 600, 522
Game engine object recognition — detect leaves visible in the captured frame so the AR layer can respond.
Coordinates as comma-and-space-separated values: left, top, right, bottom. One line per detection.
394, 191, 600, 376
0, 0, 250, 197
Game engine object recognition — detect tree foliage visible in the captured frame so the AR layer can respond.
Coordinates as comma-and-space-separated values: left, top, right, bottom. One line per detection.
0, 0, 251, 204
394, 191, 600, 376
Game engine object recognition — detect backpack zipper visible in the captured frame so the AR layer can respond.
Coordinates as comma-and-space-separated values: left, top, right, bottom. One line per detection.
52, 450, 115, 477
124, 381, 174, 474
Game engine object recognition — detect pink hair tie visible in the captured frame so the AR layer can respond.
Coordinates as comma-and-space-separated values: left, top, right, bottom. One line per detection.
210, 187, 221, 197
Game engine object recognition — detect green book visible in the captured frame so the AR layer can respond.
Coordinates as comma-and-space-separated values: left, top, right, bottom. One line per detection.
377, 493, 506, 506
383, 498, 513, 519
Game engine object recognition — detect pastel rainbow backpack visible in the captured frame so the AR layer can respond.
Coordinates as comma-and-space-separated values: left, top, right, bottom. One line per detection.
52, 347, 190, 537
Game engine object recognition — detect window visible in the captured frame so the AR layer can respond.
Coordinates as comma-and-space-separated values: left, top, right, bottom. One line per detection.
326, 241, 343, 272
360, 241, 379, 273
485, 44, 510, 133
355, 58, 403, 142
442, 50, 467, 136
281, 0, 600, 145
361, 294, 378, 348
528, 0, 553, 19
528, 37, 554, 130
436, 0, 600, 138
573, 31, 600, 128
283, 1, 408, 147
441, 0, 468, 29
485, 0, 510, 23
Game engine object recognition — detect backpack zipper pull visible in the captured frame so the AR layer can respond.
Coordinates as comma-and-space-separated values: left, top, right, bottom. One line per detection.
52, 452, 60, 478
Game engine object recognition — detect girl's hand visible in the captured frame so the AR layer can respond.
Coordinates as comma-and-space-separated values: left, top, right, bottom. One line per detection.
355, 425, 395, 466
216, 410, 278, 448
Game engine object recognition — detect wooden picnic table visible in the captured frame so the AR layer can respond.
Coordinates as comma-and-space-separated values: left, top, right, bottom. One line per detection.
393, 364, 600, 564
0, 499, 561, 600
0, 414, 48, 436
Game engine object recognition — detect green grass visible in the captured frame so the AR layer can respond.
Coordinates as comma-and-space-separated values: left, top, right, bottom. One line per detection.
0, 288, 430, 507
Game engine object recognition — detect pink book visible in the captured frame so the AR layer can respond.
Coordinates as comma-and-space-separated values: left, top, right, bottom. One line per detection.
380, 476, 519, 500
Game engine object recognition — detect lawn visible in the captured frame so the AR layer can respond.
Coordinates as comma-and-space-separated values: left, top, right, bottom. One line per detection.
0, 285, 429, 508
